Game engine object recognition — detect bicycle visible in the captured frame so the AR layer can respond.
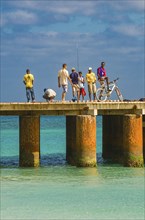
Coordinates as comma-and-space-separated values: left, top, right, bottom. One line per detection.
96, 77, 123, 102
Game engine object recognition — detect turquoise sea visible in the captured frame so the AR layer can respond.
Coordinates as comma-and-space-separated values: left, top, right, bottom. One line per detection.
0, 116, 144, 220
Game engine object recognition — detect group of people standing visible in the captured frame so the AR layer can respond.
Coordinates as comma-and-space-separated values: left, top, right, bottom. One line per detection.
58, 64, 86, 102
23, 62, 109, 102
57, 62, 110, 102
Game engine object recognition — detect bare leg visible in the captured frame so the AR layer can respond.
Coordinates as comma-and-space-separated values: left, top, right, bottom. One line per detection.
62, 92, 66, 101
93, 93, 96, 101
89, 93, 91, 101
77, 91, 80, 101
72, 86, 76, 97
105, 77, 110, 90
88, 84, 92, 101
82, 95, 84, 101
72, 89, 75, 97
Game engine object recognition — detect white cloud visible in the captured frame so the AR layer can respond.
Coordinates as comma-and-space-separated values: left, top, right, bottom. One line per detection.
105, 0, 144, 11
5, 0, 99, 16
47, 1, 97, 16
129, 1, 145, 10
9, 0, 37, 9
3, 10, 38, 25
112, 24, 143, 37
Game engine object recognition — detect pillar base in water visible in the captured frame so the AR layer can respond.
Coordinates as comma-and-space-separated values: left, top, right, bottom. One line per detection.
66, 115, 96, 167
123, 114, 144, 167
123, 153, 144, 167
75, 158, 96, 167
19, 115, 40, 167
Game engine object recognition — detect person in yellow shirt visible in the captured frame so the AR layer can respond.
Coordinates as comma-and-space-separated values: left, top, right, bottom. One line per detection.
86, 67, 97, 101
23, 69, 35, 102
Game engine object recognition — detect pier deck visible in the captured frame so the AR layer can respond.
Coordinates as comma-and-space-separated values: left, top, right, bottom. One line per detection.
0, 101, 145, 116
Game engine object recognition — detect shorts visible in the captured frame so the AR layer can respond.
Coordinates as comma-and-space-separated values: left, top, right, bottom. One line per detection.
62, 85, 68, 93
99, 78, 105, 85
88, 83, 96, 94
72, 84, 80, 93
80, 88, 86, 96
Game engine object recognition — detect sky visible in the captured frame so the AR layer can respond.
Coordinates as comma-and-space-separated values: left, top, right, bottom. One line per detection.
0, 0, 145, 102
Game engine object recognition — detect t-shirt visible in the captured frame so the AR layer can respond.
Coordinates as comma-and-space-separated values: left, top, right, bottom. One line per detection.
45, 89, 56, 98
86, 72, 96, 84
23, 73, 34, 88
78, 76, 84, 88
58, 69, 69, 85
70, 72, 78, 84
97, 67, 106, 78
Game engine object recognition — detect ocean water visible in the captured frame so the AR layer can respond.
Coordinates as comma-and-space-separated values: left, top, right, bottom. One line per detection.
0, 116, 144, 220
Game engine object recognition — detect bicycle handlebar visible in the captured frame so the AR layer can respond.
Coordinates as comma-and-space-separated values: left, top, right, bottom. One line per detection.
114, 77, 119, 81
109, 77, 119, 84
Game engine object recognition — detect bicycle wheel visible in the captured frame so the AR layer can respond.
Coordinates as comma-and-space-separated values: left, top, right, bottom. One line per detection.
115, 87, 123, 101
96, 88, 108, 101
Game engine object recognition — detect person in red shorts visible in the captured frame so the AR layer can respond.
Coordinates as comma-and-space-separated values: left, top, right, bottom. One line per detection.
78, 71, 86, 101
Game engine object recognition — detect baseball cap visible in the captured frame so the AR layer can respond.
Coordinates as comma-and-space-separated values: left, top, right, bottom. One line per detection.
88, 67, 92, 70
72, 67, 75, 71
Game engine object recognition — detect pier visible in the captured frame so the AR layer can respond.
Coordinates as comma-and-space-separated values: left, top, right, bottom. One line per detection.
0, 101, 145, 167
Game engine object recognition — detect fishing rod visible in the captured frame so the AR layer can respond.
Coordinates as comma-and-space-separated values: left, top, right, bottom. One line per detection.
76, 42, 79, 72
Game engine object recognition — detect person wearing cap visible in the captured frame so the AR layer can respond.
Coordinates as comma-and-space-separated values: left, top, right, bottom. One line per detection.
86, 67, 97, 101
97, 62, 110, 91
23, 69, 35, 102
43, 88, 56, 102
58, 64, 72, 101
69, 67, 80, 102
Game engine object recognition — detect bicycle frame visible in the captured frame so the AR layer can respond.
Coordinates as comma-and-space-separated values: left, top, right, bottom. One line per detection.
97, 78, 123, 101
108, 81, 116, 96
100, 81, 115, 96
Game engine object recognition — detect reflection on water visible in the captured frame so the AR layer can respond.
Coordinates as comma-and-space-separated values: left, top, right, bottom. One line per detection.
1, 154, 144, 220
1, 164, 144, 220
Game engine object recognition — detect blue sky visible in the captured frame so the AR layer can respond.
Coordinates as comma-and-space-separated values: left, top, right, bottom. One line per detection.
0, 0, 144, 102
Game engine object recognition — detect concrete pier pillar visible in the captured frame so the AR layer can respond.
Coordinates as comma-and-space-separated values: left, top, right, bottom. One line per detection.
102, 115, 123, 161
143, 115, 145, 162
66, 116, 77, 165
76, 115, 96, 167
19, 115, 40, 167
66, 115, 96, 167
123, 114, 143, 167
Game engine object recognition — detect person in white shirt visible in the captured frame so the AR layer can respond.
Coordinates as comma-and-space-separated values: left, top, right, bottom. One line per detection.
43, 88, 56, 102
78, 71, 86, 101
58, 63, 72, 101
